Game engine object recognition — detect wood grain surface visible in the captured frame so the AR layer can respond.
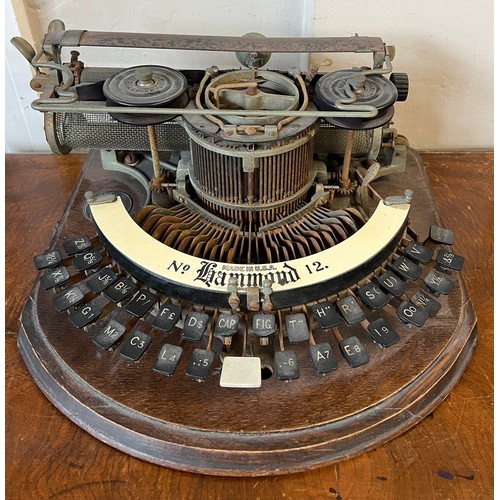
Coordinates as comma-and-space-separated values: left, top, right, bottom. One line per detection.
5, 152, 493, 499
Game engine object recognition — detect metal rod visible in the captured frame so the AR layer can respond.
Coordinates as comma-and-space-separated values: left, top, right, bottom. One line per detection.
31, 101, 379, 118
45, 30, 385, 53
147, 125, 162, 180
341, 129, 355, 185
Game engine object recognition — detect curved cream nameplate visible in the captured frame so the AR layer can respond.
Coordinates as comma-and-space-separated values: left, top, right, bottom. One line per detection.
90, 198, 409, 294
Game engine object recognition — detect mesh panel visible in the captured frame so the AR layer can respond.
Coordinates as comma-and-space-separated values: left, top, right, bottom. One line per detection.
54, 110, 374, 155
55, 112, 191, 151
314, 124, 373, 155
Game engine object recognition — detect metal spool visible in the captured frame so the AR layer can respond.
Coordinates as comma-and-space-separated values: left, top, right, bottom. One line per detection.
103, 65, 188, 107
103, 65, 189, 125
314, 70, 398, 130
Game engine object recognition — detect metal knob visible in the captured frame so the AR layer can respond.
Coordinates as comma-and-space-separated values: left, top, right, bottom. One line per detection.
135, 67, 155, 87
348, 73, 367, 92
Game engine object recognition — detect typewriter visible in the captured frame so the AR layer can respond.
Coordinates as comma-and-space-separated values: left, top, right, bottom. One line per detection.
12, 20, 477, 476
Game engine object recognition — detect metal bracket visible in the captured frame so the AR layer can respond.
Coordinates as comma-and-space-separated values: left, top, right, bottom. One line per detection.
384, 189, 413, 206
84, 191, 117, 205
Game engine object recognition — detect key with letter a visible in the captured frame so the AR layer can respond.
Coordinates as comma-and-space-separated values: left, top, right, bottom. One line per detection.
309, 342, 338, 373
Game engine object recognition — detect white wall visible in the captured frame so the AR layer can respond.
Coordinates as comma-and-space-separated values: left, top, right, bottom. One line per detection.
5, 0, 493, 152
6, 0, 48, 152
312, 0, 493, 150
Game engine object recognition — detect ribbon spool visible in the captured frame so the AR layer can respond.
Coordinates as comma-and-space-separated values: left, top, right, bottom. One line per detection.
103, 65, 189, 125
314, 70, 398, 130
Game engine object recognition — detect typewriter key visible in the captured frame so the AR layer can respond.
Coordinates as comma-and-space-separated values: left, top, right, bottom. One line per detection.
152, 303, 182, 332
309, 342, 338, 373
274, 350, 299, 380
153, 344, 183, 376
186, 349, 215, 380
119, 331, 152, 361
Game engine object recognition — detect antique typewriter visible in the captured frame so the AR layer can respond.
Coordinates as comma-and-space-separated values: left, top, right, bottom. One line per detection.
12, 20, 477, 476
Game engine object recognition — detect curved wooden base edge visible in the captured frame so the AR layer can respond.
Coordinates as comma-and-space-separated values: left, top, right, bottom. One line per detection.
18, 292, 477, 477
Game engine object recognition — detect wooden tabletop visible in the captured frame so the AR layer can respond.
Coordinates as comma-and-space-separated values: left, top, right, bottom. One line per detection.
5, 152, 493, 499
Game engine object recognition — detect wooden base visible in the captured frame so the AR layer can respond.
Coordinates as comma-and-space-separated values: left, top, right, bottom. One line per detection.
18, 149, 477, 476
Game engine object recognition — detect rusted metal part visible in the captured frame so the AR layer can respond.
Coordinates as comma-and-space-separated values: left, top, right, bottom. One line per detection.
44, 30, 385, 53
134, 196, 367, 266
147, 125, 162, 184
204, 70, 300, 129
67, 51, 84, 85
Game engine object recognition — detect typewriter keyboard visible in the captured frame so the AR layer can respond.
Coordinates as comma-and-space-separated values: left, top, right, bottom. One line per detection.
33, 226, 464, 387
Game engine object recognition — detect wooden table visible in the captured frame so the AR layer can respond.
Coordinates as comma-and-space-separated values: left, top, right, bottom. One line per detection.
5, 152, 493, 499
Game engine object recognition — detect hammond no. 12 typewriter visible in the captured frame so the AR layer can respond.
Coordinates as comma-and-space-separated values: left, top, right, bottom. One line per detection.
12, 20, 477, 476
